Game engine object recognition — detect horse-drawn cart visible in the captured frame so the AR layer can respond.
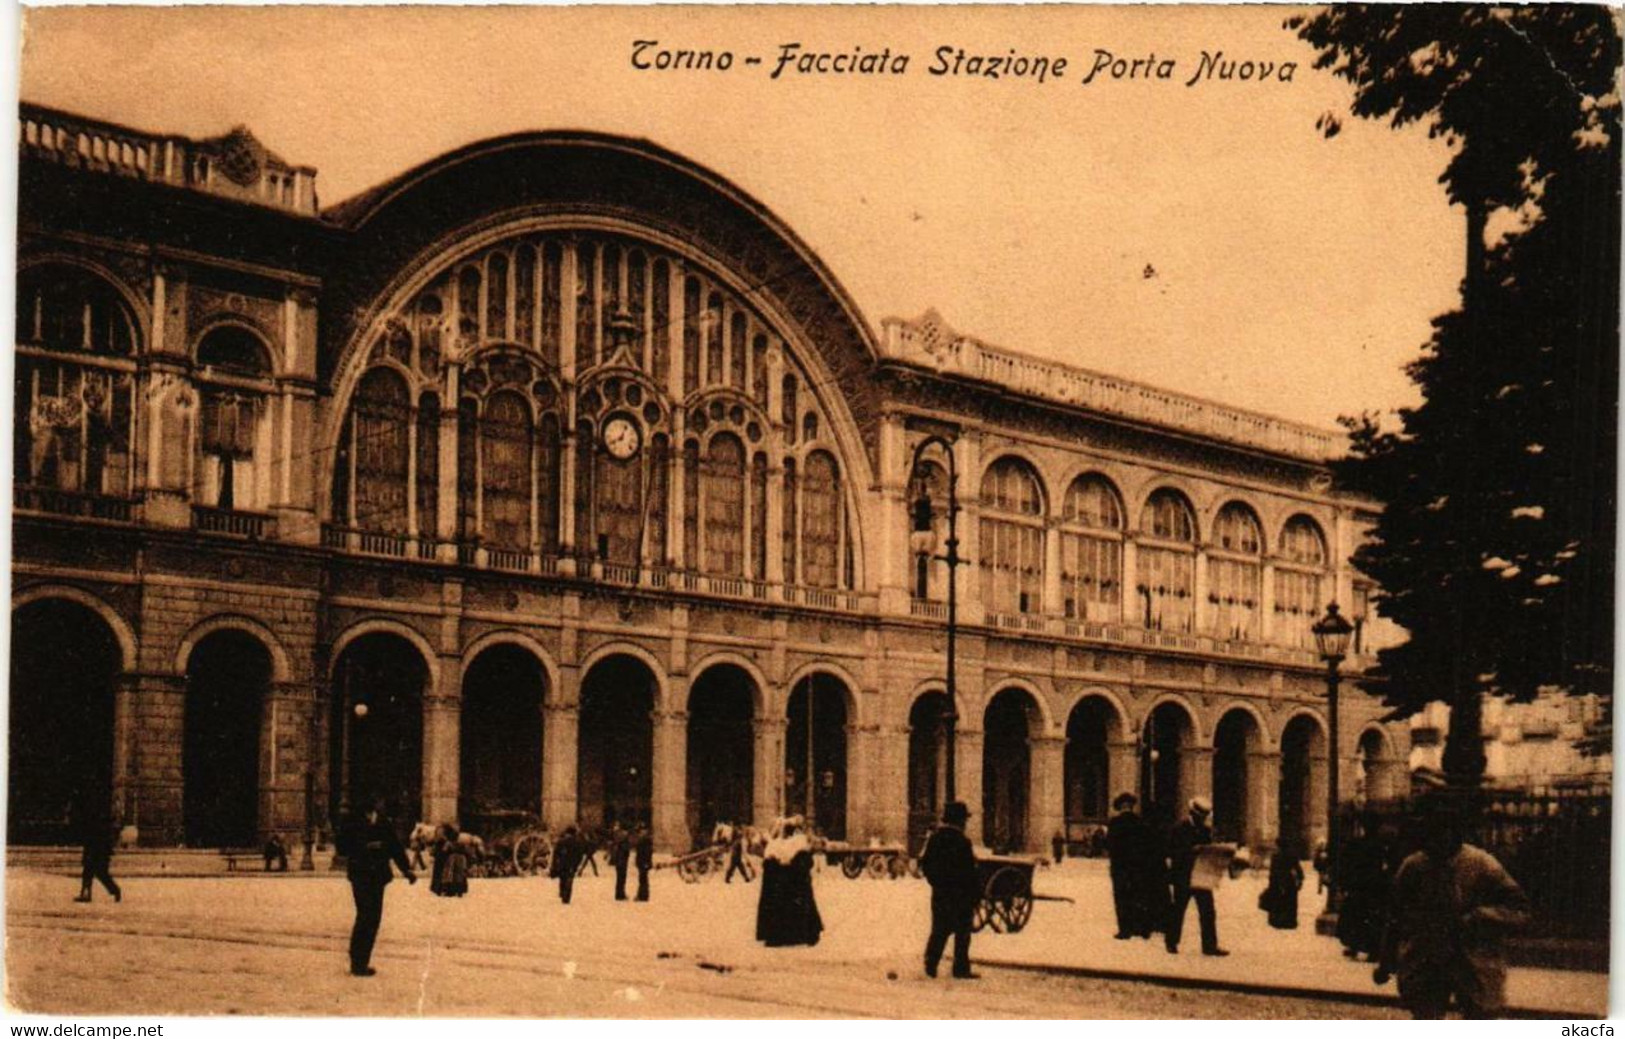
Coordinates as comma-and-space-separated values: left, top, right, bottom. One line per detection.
820, 841, 913, 880
459, 811, 551, 878
970, 854, 1069, 933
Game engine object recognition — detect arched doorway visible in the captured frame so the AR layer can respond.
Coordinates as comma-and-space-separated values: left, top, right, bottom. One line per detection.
460, 644, 546, 831
1279, 714, 1325, 855
1357, 728, 1399, 805
907, 691, 953, 853
1064, 697, 1118, 846
332, 633, 427, 824
1212, 709, 1261, 846
983, 688, 1039, 853
184, 630, 270, 847
687, 664, 756, 847
1140, 701, 1193, 825
578, 655, 656, 831
784, 673, 848, 839
9, 600, 122, 844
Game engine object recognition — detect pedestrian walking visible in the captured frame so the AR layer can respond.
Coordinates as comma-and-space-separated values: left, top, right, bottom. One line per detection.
1051, 830, 1066, 864
1165, 797, 1228, 956
1107, 792, 1149, 939
336, 799, 416, 977
725, 824, 754, 883
608, 821, 631, 900
919, 801, 979, 978
1260, 841, 1305, 929
74, 803, 121, 904
551, 825, 586, 904
262, 834, 289, 872
756, 816, 823, 947
1338, 811, 1391, 959
633, 818, 654, 902
431, 824, 469, 897
1374, 793, 1530, 1019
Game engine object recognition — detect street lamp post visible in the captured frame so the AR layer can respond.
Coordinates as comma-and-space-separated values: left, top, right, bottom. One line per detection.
1312, 601, 1355, 924
909, 434, 963, 804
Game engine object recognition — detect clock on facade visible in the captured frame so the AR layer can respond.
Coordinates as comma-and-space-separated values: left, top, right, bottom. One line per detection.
603, 416, 642, 460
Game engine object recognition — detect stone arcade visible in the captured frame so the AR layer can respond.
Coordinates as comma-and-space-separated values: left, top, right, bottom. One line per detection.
11, 103, 1408, 855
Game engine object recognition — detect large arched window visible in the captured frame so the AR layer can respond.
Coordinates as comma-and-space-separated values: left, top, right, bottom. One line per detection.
703, 433, 745, 576
979, 457, 1045, 616
1136, 489, 1195, 632
482, 391, 534, 552
1275, 515, 1329, 650
1061, 474, 1124, 623
802, 450, 843, 589
906, 460, 949, 601
14, 265, 139, 500
195, 326, 273, 512
350, 368, 411, 534
1209, 502, 1263, 641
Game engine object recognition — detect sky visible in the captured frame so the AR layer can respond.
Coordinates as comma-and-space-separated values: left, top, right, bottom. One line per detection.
19, 4, 1466, 431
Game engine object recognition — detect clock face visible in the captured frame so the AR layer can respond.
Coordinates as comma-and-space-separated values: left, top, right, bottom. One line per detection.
603, 416, 641, 460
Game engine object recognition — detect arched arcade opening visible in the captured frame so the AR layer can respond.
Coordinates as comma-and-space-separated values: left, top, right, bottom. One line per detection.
784, 673, 849, 839
183, 629, 271, 847
907, 690, 953, 853
578, 655, 656, 831
686, 664, 757, 847
9, 599, 122, 845
1140, 700, 1195, 825
983, 687, 1040, 853
1212, 709, 1263, 846
332, 633, 427, 825
1064, 696, 1120, 842
460, 644, 547, 830
1279, 714, 1326, 855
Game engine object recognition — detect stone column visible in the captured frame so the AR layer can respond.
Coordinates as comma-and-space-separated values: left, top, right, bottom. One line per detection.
956, 434, 983, 621
421, 679, 461, 828
874, 724, 912, 847
955, 727, 984, 844
753, 714, 786, 829
1043, 521, 1063, 620
877, 416, 906, 614
1030, 735, 1067, 855
1181, 743, 1214, 810
1121, 538, 1140, 627
651, 708, 688, 851
844, 722, 880, 841
132, 673, 186, 845
262, 680, 320, 838
1248, 749, 1282, 850
110, 673, 140, 830
1194, 549, 1212, 635
1108, 737, 1140, 808
1260, 560, 1277, 644
1308, 748, 1330, 853
541, 671, 580, 830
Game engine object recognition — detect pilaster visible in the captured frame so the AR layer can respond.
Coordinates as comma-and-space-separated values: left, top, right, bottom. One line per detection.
652, 708, 688, 851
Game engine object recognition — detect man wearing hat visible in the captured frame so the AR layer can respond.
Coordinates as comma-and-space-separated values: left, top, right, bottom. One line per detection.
919, 801, 980, 979
1165, 797, 1228, 957
1107, 792, 1149, 939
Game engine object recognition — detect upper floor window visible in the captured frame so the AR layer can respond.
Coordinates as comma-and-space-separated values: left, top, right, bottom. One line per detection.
195, 326, 273, 512
1136, 488, 1196, 632
1060, 474, 1124, 622
980, 457, 1045, 615
907, 459, 950, 601
1208, 502, 1263, 641
1275, 515, 1329, 650
14, 266, 138, 498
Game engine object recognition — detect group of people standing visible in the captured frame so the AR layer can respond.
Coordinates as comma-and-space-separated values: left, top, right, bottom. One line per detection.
1106, 793, 1231, 956
550, 819, 653, 904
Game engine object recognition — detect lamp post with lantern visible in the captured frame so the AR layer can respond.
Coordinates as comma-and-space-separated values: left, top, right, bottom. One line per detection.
908, 434, 963, 804
1311, 601, 1355, 921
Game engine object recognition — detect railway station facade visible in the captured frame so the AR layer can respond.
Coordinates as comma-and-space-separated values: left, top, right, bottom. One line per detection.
11, 103, 1409, 855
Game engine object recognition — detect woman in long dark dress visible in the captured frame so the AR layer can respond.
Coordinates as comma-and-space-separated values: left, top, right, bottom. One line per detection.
756, 817, 823, 947
1263, 842, 1305, 929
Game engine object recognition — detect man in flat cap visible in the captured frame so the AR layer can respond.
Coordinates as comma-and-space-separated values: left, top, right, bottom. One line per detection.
1165, 797, 1228, 956
1107, 792, 1150, 939
920, 800, 980, 979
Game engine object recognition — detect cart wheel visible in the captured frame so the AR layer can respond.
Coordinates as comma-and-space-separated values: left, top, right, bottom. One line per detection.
984, 866, 1032, 934
971, 899, 992, 933
888, 854, 909, 879
865, 853, 889, 879
840, 855, 865, 880
677, 857, 699, 884
513, 833, 552, 876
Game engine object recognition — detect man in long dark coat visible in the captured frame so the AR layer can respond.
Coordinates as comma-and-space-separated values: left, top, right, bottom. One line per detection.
337, 799, 416, 976
920, 801, 980, 979
607, 821, 631, 901
633, 819, 654, 901
74, 802, 121, 904
1165, 797, 1227, 956
551, 825, 586, 904
1107, 792, 1147, 938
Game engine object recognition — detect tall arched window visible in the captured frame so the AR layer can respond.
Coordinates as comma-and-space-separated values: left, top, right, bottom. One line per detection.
352, 368, 410, 533
979, 457, 1045, 616
1275, 515, 1328, 650
415, 394, 440, 540
482, 391, 533, 552
751, 453, 769, 581
803, 450, 843, 588
196, 326, 272, 512
1209, 502, 1263, 641
1061, 474, 1124, 622
595, 422, 644, 565
1136, 488, 1195, 632
14, 265, 139, 499
704, 433, 745, 576
782, 457, 798, 585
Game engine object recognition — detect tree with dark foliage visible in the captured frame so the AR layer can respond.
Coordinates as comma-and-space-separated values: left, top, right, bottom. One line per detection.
1288, 5, 1620, 782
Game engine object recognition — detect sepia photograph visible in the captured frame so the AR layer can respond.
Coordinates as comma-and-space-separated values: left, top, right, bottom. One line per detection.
6, 1, 1619, 1022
